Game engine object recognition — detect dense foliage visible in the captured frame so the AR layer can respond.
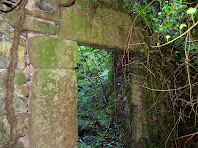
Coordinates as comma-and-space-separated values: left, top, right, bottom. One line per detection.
124, 0, 198, 147
76, 47, 128, 147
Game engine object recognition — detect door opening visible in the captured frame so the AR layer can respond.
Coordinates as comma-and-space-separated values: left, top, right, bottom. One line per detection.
76, 46, 131, 147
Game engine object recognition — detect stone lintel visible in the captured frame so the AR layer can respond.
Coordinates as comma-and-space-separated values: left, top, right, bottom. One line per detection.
59, 0, 142, 52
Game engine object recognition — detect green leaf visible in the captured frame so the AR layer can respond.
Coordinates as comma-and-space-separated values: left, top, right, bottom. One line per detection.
179, 23, 187, 30
186, 7, 197, 14
165, 8, 170, 14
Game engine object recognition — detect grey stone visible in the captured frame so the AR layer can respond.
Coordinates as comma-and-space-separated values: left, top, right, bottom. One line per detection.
35, 0, 58, 13
0, 93, 27, 115
0, 56, 10, 69
0, 70, 6, 89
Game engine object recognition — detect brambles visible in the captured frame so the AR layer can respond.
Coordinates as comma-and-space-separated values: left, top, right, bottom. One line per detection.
124, 0, 198, 147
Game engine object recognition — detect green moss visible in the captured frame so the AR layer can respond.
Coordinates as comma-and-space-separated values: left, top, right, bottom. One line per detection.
0, 121, 6, 134
24, 18, 56, 35
25, 9, 60, 22
4, 10, 18, 26
36, 37, 58, 67
28, 36, 77, 68
34, 10, 60, 22
0, 120, 10, 143
14, 72, 27, 85
59, 0, 135, 51
34, 20, 56, 34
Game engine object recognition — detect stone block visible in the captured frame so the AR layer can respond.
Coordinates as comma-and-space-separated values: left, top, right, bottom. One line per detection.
0, 70, 27, 89
25, 9, 60, 22
15, 84, 29, 98
0, 21, 12, 42
29, 69, 77, 148
34, 0, 58, 13
0, 89, 6, 114
59, 0, 141, 51
4, 10, 18, 27
15, 141, 25, 148
0, 115, 27, 146
94, 0, 124, 11
0, 70, 7, 90
0, 70, 28, 115
0, 56, 10, 69
0, 93, 27, 115
0, 115, 10, 144
24, 17, 57, 35
4, 10, 57, 35
0, 42, 26, 70
28, 36, 77, 69
14, 71, 27, 85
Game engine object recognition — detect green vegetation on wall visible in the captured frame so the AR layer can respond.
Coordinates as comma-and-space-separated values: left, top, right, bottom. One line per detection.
124, 0, 198, 147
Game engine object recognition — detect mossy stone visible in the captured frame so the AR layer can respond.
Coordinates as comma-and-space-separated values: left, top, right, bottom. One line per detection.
14, 72, 27, 85
4, 10, 18, 26
29, 69, 77, 147
0, 117, 10, 144
25, 9, 60, 22
24, 17, 56, 35
0, 42, 26, 70
28, 36, 77, 69
59, 0, 141, 51
35, 0, 58, 13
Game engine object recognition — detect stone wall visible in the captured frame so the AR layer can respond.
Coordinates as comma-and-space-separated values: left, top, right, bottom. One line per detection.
0, 0, 145, 147
0, 0, 78, 147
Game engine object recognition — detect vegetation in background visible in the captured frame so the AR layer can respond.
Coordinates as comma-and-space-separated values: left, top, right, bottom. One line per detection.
124, 0, 198, 147
76, 46, 128, 147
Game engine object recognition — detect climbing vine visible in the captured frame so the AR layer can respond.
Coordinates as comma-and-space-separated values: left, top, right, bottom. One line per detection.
124, 0, 198, 147
3, 0, 27, 147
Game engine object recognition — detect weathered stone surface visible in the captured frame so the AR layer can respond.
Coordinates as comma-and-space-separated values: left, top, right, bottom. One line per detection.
59, 0, 141, 51
0, 21, 11, 42
0, 70, 27, 88
25, 9, 60, 22
14, 71, 27, 85
0, 56, 10, 69
0, 89, 6, 114
4, 10, 18, 26
24, 17, 57, 35
60, 0, 123, 10
0, 70, 27, 115
0, 115, 27, 146
28, 36, 77, 69
95, 0, 124, 11
15, 84, 29, 98
29, 69, 77, 148
15, 141, 25, 148
0, 42, 26, 70
130, 56, 148, 143
4, 10, 56, 35
13, 95, 27, 114
0, 115, 10, 144
34, 0, 58, 13
0, 70, 6, 89
0, 94, 27, 115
